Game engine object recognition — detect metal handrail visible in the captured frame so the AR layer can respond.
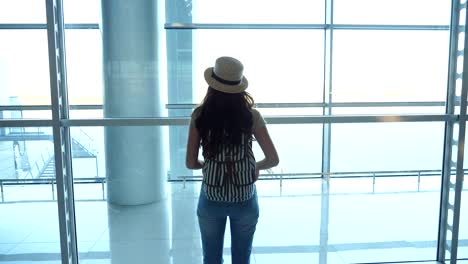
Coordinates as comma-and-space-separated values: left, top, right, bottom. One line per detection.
164, 23, 450, 31
177, 169, 465, 181
0, 169, 465, 203
23, 151, 52, 179
1, 168, 462, 184
0, 101, 452, 111
71, 127, 97, 156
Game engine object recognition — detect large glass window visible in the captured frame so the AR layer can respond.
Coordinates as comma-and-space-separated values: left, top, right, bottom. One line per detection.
3, 0, 467, 263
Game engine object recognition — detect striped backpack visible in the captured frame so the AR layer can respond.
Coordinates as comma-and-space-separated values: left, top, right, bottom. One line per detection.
202, 135, 256, 187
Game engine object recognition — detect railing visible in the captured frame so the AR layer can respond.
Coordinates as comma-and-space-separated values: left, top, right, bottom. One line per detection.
1, 126, 97, 179
3, 127, 53, 140
0, 102, 451, 113
23, 149, 53, 179
177, 169, 467, 190
0, 177, 106, 203
0, 169, 465, 203
71, 127, 97, 156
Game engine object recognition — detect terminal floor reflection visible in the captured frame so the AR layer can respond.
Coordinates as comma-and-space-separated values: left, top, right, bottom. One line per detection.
1, 179, 467, 263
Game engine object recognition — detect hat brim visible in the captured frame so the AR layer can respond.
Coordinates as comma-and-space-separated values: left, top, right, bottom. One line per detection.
204, 68, 248, 94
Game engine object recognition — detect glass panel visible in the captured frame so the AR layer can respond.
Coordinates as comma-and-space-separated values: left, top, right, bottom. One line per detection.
0, 0, 46, 23
334, 0, 451, 25
0, 107, 52, 120
333, 30, 449, 104
331, 122, 445, 173
71, 125, 174, 263
67, 29, 324, 118
328, 186, 440, 262
191, 29, 324, 104
0, 30, 51, 119
184, 123, 322, 179
254, 180, 324, 262
333, 106, 446, 115
70, 127, 103, 201
167, 0, 325, 24
69, 126, 108, 262
67, 123, 189, 185
69, 120, 322, 183
71, 124, 323, 263
258, 107, 323, 116
0, 126, 61, 263
65, 29, 103, 109
70, 127, 101, 178
0, 127, 54, 181
328, 123, 442, 263
63, 0, 101, 24
459, 187, 467, 259
260, 123, 322, 175
459, 151, 468, 258
69, 107, 103, 119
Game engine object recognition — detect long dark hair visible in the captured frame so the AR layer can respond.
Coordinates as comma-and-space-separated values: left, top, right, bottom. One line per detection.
195, 87, 254, 158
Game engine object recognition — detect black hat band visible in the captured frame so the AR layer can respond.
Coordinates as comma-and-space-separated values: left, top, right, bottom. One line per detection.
211, 70, 241, 86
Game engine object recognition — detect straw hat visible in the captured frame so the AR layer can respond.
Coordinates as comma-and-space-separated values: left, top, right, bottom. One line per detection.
204, 56, 248, 94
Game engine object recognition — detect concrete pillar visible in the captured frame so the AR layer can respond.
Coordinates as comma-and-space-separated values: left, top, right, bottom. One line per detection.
101, 0, 166, 205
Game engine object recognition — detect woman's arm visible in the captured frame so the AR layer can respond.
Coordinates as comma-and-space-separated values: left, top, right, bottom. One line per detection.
253, 126, 279, 174
186, 125, 204, 169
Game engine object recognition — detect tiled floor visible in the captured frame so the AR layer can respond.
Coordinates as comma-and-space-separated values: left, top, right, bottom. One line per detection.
0, 179, 467, 264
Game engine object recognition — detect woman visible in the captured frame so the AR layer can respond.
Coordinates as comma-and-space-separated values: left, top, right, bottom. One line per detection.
186, 56, 279, 264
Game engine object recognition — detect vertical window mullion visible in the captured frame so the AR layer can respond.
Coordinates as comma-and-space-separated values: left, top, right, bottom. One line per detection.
438, 0, 466, 262
46, 0, 77, 263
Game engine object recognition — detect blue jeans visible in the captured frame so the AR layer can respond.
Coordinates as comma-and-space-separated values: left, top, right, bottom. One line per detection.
197, 188, 259, 264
